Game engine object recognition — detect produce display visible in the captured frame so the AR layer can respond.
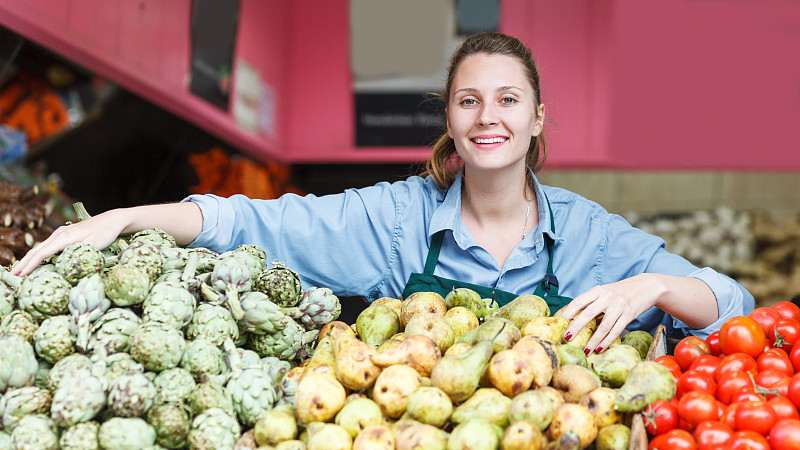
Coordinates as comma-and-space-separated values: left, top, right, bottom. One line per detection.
647, 301, 800, 450
0, 224, 341, 449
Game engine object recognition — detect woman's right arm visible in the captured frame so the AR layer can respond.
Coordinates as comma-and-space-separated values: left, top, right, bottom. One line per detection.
12, 202, 203, 277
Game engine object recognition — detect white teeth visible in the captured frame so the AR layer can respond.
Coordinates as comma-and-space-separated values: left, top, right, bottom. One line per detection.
473, 137, 506, 144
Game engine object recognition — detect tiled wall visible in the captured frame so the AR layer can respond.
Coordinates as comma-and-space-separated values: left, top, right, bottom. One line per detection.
537, 170, 800, 223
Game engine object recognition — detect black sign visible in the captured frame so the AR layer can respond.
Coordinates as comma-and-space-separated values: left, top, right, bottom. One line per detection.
189, 0, 240, 111
355, 93, 445, 147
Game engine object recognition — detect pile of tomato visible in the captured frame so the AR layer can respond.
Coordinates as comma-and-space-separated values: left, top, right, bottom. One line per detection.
644, 301, 800, 450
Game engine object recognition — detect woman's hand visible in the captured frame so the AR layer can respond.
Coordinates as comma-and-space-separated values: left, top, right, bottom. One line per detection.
558, 273, 718, 355
12, 209, 132, 277
558, 274, 665, 355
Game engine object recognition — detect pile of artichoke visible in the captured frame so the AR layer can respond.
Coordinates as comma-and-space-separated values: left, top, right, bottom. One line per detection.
0, 227, 341, 450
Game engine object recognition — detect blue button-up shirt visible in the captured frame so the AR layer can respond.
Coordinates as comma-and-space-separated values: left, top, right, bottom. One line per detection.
184, 171, 754, 338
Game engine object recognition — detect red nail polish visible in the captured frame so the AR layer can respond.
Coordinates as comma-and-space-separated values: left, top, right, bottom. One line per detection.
564, 332, 572, 341
595, 347, 604, 354
583, 348, 591, 356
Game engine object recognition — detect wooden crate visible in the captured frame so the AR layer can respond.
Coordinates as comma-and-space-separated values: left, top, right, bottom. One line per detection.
628, 324, 668, 450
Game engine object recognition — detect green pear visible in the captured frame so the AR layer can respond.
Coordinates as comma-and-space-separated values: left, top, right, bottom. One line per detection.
392, 419, 448, 450
334, 397, 383, 438
450, 388, 511, 428
502, 420, 544, 450
402, 386, 453, 428
621, 330, 654, 360
356, 304, 400, 347
595, 424, 630, 450
254, 403, 297, 445
430, 336, 494, 403
447, 419, 502, 450
458, 317, 521, 353
508, 389, 555, 431
557, 343, 587, 367
491, 294, 550, 329
404, 312, 455, 354
614, 361, 676, 412
590, 344, 642, 388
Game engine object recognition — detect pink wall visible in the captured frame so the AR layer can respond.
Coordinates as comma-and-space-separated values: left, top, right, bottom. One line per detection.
2, 0, 799, 168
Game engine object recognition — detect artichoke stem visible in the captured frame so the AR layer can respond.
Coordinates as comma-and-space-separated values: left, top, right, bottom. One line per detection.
227, 289, 245, 320
73, 202, 92, 221
200, 283, 221, 304
76, 315, 91, 353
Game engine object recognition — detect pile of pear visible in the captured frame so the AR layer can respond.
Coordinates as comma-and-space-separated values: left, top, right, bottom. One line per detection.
248, 289, 677, 450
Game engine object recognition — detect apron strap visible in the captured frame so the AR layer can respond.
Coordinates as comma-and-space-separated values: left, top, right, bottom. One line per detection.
424, 230, 445, 275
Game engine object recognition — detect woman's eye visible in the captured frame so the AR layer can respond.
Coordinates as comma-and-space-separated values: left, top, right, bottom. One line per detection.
501, 97, 517, 105
460, 98, 477, 106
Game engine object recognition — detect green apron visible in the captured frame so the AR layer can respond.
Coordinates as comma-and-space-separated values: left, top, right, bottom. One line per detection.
402, 194, 572, 312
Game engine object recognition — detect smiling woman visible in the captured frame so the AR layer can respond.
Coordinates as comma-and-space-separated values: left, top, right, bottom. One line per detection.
14, 32, 753, 353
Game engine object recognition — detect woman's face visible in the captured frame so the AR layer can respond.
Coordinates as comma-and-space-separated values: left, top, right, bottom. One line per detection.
447, 53, 544, 175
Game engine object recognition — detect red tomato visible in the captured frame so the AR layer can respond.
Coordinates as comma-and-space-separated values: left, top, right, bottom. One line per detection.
678, 391, 720, 430
716, 353, 758, 382
772, 301, 800, 322
693, 420, 733, 450
721, 402, 741, 429
750, 307, 783, 338
729, 430, 770, 450
717, 371, 754, 405
772, 318, 800, 354
768, 419, 800, 450
656, 355, 683, 382
677, 370, 718, 398
644, 399, 680, 436
719, 316, 767, 359
689, 354, 722, 378
788, 373, 800, 409
705, 331, 723, 357
757, 347, 794, 376
767, 395, 800, 421
790, 342, 800, 373
734, 401, 778, 436
770, 376, 790, 397
649, 428, 698, 450
755, 369, 789, 391
675, 336, 713, 371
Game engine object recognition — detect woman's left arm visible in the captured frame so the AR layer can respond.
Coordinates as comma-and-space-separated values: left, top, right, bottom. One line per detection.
559, 273, 719, 354
558, 213, 754, 354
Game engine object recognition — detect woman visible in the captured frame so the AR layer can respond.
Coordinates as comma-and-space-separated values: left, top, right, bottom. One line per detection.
14, 32, 753, 355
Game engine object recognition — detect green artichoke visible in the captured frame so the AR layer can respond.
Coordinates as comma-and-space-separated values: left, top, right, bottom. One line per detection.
187, 407, 241, 450
44, 353, 92, 393
261, 356, 292, 385
278, 370, 299, 405
129, 322, 186, 372
0, 310, 37, 343
107, 371, 156, 418
146, 402, 192, 449
186, 382, 234, 417
10, 414, 59, 450
180, 338, 224, 381
253, 261, 302, 307
153, 367, 196, 405
130, 228, 177, 248
209, 255, 251, 320
0, 431, 11, 449
103, 263, 152, 307
33, 315, 76, 365
239, 291, 289, 335
50, 368, 107, 427
54, 242, 105, 285
68, 273, 111, 352
142, 282, 196, 329
0, 282, 13, 320
86, 307, 141, 356
282, 287, 341, 330
98, 417, 157, 450
100, 351, 144, 384
59, 421, 100, 450
0, 385, 52, 431
17, 267, 71, 320
0, 333, 37, 394
186, 303, 238, 348
248, 316, 311, 361
160, 246, 189, 272
118, 241, 166, 282
223, 339, 277, 427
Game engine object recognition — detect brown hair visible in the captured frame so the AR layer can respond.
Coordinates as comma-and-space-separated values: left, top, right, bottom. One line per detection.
422, 32, 546, 191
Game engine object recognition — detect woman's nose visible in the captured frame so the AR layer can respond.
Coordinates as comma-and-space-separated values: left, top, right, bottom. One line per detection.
478, 103, 499, 126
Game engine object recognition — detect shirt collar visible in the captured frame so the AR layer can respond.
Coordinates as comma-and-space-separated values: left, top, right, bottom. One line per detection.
428, 168, 564, 252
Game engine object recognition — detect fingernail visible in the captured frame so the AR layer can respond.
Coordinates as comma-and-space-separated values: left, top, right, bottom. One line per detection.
564, 332, 572, 341
583, 348, 591, 356
595, 347, 604, 354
